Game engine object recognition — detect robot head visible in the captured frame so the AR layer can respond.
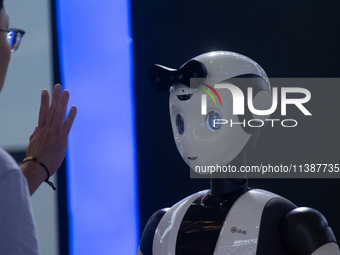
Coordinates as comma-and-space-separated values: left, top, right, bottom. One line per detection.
148, 51, 272, 173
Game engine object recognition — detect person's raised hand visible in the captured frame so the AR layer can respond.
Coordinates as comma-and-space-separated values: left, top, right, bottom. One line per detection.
21, 84, 77, 194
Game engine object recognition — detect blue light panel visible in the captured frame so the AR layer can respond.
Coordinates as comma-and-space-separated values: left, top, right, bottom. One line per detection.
56, 1, 139, 254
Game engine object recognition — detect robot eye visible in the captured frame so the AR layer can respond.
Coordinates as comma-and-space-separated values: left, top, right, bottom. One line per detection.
205, 111, 221, 132
176, 114, 184, 135
177, 94, 193, 101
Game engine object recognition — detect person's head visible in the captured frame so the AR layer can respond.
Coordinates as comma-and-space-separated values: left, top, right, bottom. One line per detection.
148, 51, 272, 175
0, 2, 25, 92
0, 0, 10, 92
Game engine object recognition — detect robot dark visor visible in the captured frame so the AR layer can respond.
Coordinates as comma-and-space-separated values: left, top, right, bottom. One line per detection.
147, 60, 207, 92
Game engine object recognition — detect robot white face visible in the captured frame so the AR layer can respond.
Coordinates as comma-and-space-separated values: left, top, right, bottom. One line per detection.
148, 51, 272, 173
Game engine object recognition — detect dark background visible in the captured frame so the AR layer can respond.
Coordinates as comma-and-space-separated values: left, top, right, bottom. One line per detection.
131, 0, 340, 239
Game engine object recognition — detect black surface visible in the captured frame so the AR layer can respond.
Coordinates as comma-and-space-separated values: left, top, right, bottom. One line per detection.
132, 0, 340, 241
140, 209, 169, 255
280, 207, 337, 255
50, 0, 70, 254
256, 197, 296, 254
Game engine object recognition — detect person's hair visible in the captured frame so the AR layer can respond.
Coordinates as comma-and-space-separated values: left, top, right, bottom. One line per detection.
0, 0, 3, 11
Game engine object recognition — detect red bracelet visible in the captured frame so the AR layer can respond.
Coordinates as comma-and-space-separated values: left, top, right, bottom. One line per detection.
22, 157, 56, 190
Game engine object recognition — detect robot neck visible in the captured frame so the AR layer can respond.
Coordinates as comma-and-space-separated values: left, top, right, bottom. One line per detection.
210, 150, 248, 195
209, 129, 262, 195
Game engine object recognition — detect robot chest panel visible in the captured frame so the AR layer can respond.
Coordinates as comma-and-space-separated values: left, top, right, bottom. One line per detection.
153, 189, 279, 255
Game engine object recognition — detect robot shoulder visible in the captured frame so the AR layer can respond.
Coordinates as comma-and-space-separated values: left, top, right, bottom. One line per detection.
139, 208, 170, 255
280, 207, 338, 255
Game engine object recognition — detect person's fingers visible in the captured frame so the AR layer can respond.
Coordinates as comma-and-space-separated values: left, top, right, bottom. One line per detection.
38, 89, 50, 128
46, 84, 62, 127
60, 105, 77, 139
52, 89, 70, 133
29, 126, 38, 142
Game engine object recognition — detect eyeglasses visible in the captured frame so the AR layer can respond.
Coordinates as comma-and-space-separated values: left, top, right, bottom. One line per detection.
0, 28, 25, 52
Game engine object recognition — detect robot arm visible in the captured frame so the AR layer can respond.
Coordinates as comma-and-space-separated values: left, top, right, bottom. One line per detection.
138, 208, 169, 255
312, 243, 340, 255
280, 207, 339, 255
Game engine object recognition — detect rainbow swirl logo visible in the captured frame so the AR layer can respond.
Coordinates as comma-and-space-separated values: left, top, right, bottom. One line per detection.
198, 82, 223, 106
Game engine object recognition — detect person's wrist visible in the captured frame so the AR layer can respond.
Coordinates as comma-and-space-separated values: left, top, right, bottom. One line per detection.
22, 157, 56, 190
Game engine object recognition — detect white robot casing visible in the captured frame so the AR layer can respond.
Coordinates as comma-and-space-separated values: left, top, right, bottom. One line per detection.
168, 51, 272, 172
140, 51, 339, 255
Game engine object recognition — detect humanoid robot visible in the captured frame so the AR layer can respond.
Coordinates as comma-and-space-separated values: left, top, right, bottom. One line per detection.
138, 51, 339, 255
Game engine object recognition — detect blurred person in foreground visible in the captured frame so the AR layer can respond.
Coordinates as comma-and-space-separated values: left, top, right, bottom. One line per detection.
0, 1, 77, 254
